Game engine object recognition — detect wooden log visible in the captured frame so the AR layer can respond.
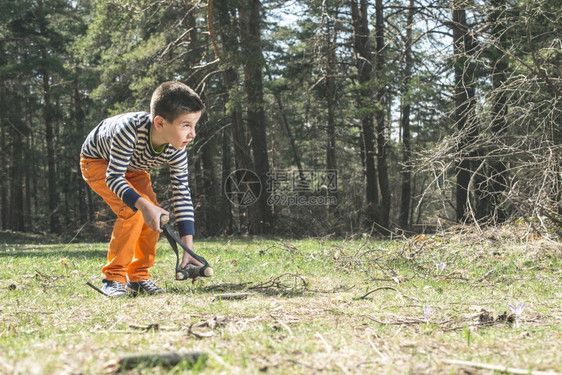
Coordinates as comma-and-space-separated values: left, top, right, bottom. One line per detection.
104, 351, 207, 372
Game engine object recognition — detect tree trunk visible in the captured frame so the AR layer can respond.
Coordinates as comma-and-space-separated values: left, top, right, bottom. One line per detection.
452, 2, 477, 222
215, 0, 254, 234
43, 72, 60, 233
10, 130, 24, 231
187, 9, 221, 236
399, 0, 415, 230
222, 128, 233, 234
272, 90, 305, 181
38, 0, 60, 234
74, 78, 88, 226
238, 0, 272, 234
483, 0, 508, 222
325, 17, 338, 172
374, 0, 391, 231
351, 0, 380, 225
0, 91, 7, 230
24, 95, 33, 231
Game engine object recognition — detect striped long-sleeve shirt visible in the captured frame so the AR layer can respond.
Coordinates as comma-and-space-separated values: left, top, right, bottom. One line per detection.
81, 112, 195, 236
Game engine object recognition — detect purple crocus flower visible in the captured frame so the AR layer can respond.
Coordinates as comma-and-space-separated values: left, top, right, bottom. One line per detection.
423, 305, 431, 320
508, 302, 526, 327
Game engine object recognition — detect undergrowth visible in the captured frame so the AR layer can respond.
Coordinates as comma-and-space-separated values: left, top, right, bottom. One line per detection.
0, 225, 560, 374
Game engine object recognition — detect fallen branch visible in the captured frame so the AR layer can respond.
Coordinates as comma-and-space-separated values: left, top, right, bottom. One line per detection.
362, 314, 425, 325
212, 293, 250, 301
356, 286, 416, 301
356, 286, 402, 299
445, 359, 560, 375
128, 323, 178, 332
86, 281, 108, 297
362, 314, 453, 326
104, 351, 207, 372
310, 284, 356, 294
248, 273, 309, 293
204, 281, 252, 292
35, 270, 67, 281
477, 269, 496, 282
188, 323, 214, 339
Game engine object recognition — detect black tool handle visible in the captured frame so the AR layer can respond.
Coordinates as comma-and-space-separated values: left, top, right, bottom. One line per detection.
160, 215, 214, 280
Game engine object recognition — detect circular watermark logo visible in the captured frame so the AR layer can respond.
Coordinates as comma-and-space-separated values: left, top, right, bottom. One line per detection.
224, 169, 262, 207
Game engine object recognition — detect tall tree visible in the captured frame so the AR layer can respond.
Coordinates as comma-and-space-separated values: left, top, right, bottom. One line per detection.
1, 0, 73, 233
321, 3, 339, 172
239, 0, 273, 233
0, 124, 6, 230
474, 0, 509, 222
0, 0, 558, 238
325, 33, 338, 172
374, 0, 391, 230
451, 0, 477, 222
38, 0, 61, 233
399, 0, 416, 230
213, 0, 256, 234
350, 0, 379, 225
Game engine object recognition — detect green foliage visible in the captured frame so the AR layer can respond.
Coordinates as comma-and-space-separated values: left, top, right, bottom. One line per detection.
0, 0, 560, 236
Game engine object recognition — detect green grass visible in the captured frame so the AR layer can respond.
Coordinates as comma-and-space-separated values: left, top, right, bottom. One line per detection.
0, 227, 561, 374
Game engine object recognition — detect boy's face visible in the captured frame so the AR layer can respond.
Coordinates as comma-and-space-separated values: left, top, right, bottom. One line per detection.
155, 111, 202, 150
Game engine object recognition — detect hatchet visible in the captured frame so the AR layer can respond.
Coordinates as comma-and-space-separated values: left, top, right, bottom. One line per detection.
160, 214, 214, 280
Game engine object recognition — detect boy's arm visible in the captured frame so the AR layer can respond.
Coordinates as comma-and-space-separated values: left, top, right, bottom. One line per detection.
179, 235, 203, 268
168, 150, 197, 262
135, 197, 169, 232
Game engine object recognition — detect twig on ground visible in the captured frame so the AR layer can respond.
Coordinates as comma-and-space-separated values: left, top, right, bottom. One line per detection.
362, 314, 424, 325
249, 273, 309, 293
107, 316, 124, 332
204, 281, 252, 292
315, 332, 332, 353
35, 271, 67, 281
128, 323, 176, 332
362, 313, 453, 326
334, 361, 352, 375
86, 281, 108, 297
288, 359, 325, 371
212, 293, 250, 301
444, 359, 560, 375
310, 284, 356, 293
366, 332, 388, 361
477, 269, 496, 282
270, 314, 293, 337
187, 322, 214, 339
356, 286, 416, 302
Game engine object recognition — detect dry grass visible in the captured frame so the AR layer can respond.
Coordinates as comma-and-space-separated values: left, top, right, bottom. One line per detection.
0, 225, 560, 374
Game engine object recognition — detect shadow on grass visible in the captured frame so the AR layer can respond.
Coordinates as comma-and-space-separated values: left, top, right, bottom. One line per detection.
0, 230, 62, 245
0, 248, 107, 259
167, 284, 308, 298
166, 273, 310, 298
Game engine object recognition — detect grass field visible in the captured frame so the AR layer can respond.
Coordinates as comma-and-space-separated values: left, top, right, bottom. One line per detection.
1, 226, 561, 374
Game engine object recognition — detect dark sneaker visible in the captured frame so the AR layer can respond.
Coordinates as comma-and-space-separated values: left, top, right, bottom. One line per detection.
126, 279, 166, 295
101, 279, 127, 297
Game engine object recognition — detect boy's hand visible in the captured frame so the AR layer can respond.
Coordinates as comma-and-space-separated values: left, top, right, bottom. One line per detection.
135, 197, 169, 232
180, 235, 203, 283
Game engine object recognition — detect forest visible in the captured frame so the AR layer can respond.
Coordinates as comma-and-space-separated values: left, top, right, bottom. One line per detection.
0, 0, 560, 239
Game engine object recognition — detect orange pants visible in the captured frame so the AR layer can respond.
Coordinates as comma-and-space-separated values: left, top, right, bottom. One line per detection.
80, 155, 160, 284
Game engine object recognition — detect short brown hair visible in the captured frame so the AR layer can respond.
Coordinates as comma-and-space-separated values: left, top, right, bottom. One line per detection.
150, 81, 205, 122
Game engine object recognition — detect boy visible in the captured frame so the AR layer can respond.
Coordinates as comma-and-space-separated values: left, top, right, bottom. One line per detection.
80, 81, 204, 297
